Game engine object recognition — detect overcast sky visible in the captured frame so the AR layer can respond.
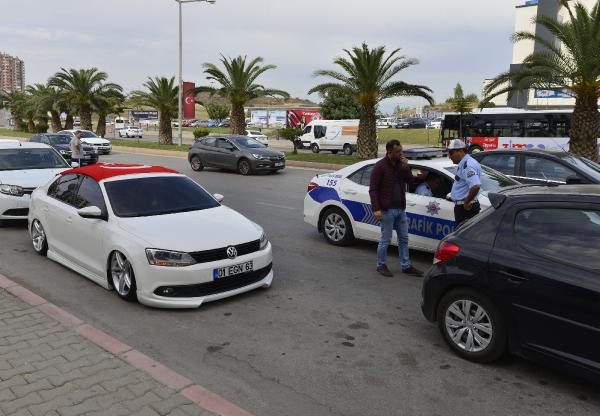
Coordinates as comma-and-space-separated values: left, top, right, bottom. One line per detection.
1, 0, 524, 112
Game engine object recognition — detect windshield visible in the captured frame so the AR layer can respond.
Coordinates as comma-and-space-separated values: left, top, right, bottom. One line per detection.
104, 176, 220, 217
232, 137, 265, 149
0, 148, 69, 171
80, 131, 98, 138
47, 135, 71, 145
445, 165, 519, 194
563, 155, 600, 182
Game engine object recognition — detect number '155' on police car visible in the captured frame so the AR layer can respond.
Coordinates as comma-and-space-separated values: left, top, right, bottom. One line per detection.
303, 158, 519, 252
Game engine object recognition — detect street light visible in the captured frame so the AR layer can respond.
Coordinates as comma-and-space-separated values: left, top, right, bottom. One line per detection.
174, 0, 216, 146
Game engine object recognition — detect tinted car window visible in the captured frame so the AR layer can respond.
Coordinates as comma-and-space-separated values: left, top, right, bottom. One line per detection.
201, 137, 216, 147
314, 126, 327, 139
48, 174, 80, 205
46, 135, 71, 145
79, 131, 98, 138
561, 155, 600, 182
73, 175, 106, 212
232, 137, 264, 149
104, 176, 220, 218
479, 154, 517, 176
0, 148, 69, 171
303, 126, 312, 135
445, 165, 518, 194
515, 208, 600, 271
216, 138, 234, 149
348, 165, 374, 186
30, 136, 41, 143
524, 157, 576, 182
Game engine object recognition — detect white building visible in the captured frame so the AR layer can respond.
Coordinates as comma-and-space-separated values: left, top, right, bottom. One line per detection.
484, 0, 597, 109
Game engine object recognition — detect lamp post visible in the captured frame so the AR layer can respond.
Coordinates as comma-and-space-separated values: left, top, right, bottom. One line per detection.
175, 0, 215, 146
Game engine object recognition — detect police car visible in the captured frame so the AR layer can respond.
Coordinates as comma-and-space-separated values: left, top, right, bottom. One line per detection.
303, 156, 519, 252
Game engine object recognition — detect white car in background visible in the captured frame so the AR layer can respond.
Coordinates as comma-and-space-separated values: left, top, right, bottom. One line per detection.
427, 118, 443, 129
28, 163, 274, 308
118, 126, 143, 138
245, 130, 269, 146
59, 130, 112, 154
303, 156, 519, 252
0, 140, 69, 224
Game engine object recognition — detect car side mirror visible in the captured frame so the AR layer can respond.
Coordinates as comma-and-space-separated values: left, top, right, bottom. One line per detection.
213, 193, 224, 203
446, 193, 453, 202
78, 206, 106, 220
566, 175, 586, 185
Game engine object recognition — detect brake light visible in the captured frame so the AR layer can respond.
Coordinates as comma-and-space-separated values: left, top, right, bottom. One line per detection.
433, 241, 460, 264
307, 182, 319, 192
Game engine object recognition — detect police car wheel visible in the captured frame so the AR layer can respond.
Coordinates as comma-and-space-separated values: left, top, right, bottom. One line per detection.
321, 208, 354, 246
468, 145, 484, 154
311, 144, 320, 154
437, 288, 506, 363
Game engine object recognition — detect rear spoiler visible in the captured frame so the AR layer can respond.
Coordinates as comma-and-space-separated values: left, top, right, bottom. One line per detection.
488, 193, 506, 209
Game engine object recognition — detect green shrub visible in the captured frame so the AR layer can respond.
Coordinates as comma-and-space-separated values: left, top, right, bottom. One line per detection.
193, 128, 210, 139
34, 122, 49, 133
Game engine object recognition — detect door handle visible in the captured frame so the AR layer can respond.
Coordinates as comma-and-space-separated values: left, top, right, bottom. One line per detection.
499, 270, 528, 284
65, 216, 73, 224
342, 189, 357, 195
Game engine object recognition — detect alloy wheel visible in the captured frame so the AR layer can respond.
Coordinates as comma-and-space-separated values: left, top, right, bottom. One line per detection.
324, 213, 346, 242
111, 252, 133, 297
190, 155, 203, 171
31, 220, 47, 254
445, 299, 493, 353
238, 160, 251, 175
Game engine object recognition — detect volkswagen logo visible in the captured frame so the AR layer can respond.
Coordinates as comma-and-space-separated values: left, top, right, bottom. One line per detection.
226, 246, 238, 259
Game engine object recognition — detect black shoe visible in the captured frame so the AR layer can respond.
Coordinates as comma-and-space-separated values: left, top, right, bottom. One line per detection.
376, 265, 393, 277
402, 266, 423, 277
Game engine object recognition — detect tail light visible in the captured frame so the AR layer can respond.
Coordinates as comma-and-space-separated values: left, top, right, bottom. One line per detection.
307, 182, 319, 192
433, 241, 460, 264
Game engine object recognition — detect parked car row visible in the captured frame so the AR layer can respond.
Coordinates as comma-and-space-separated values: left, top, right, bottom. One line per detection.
376, 117, 442, 129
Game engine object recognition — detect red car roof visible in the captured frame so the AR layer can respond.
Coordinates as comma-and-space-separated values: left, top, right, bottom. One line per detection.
60, 163, 179, 182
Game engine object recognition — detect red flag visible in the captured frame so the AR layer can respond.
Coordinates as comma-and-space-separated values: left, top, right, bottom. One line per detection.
183, 82, 196, 119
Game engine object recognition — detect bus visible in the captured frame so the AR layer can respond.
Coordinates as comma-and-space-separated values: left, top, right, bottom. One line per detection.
441, 108, 600, 157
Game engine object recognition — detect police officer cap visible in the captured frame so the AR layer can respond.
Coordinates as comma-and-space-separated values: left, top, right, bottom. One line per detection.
447, 139, 467, 150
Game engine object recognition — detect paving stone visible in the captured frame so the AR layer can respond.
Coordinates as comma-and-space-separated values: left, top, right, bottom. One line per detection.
150, 394, 194, 415
0, 391, 44, 415
11, 379, 53, 398
122, 391, 163, 411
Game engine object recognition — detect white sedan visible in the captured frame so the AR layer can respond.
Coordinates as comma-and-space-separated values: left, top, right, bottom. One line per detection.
118, 126, 143, 138
0, 140, 70, 224
246, 130, 269, 146
59, 130, 112, 154
28, 163, 274, 308
303, 157, 519, 252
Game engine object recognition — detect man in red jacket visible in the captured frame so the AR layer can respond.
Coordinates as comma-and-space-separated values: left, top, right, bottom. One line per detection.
369, 140, 423, 277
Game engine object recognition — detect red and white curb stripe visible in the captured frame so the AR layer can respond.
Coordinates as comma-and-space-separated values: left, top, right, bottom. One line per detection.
0, 273, 253, 416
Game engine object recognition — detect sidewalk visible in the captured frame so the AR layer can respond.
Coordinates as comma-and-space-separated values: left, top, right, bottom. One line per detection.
0, 274, 252, 416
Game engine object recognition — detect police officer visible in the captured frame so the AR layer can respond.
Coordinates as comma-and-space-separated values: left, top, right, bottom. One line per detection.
448, 139, 481, 226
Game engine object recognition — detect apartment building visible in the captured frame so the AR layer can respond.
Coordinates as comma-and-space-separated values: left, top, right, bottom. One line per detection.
0, 52, 25, 94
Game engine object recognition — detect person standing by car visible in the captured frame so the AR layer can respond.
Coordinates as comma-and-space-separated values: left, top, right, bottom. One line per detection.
69, 130, 83, 166
369, 140, 423, 277
448, 139, 481, 226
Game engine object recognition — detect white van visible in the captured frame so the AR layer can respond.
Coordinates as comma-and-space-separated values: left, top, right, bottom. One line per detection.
376, 117, 396, 128
300, 120, 360, 155
114, 117, 127, 130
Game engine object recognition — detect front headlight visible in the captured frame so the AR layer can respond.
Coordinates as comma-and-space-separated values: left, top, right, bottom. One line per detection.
59, 150, 69, 155
0, 184, 24, 197
145, 249, 196, 267
251, 153, 265, 160
259, 232, 269, 250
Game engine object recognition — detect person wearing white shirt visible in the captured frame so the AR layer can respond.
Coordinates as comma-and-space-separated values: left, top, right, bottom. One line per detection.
415, 173, 442, 197
69, 130, 83, 166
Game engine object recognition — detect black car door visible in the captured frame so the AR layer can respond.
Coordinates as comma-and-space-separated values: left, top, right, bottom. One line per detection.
519, 155, 580, 185
476, 153, 520, 179
215, 138, 238, 169
196, 137, 219, 168
488, 201, 600, 369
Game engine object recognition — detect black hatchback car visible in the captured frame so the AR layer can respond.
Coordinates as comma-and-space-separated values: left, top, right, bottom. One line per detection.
421, 185, 600, 381
30, 133, 98, 165
188, 135, 285, 175
472, 149, 600, 185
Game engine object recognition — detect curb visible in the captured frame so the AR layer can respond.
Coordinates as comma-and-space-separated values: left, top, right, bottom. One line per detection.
0, 272, 254, 416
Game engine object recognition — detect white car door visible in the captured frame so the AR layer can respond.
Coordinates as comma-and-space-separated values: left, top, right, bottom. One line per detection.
44, 174, 81, 260
339, 164, 381, 242
405, 166, 456, 251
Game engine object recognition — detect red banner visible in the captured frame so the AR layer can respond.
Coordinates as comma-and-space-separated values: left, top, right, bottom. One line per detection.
183, 82, 196, 119
286, 109, 321, 129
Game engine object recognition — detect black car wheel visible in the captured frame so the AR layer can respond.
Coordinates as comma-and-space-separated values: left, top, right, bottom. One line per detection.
320, 207, 355, 246
190, 155, 204, 171
238, 159, 252, 175
343, 144, 353, 156
437, 288, 507, 363
311, 144, 320, 154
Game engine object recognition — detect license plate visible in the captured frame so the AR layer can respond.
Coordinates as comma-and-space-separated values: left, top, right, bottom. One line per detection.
213, 261, 253, 280
275, 162, 284, 167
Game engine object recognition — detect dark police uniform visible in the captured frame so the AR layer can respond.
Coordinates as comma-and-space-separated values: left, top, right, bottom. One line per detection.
451, 154, 482, 226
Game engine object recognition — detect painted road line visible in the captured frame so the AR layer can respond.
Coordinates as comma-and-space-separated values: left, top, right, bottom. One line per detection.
255, 201, 296, 210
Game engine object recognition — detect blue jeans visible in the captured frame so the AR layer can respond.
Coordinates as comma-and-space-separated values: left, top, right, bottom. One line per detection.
377, 209, 410, 269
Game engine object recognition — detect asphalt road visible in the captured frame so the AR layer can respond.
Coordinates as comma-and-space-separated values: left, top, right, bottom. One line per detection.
1, 151, 599, 416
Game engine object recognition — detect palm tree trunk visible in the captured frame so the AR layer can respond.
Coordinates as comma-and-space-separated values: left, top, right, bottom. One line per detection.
27, 119, 35, 133
64, 114, 74, 130
158, 112, 173, 145
96, 111, 107, 137
570, 95, 599, 161
230, 103, 245, 135
50, 111, 62, 133
80, 105, 93, 131
358, 104, 378, 159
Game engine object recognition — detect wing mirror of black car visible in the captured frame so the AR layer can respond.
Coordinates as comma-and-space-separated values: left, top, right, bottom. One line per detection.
566, 175, 586, 185
78, 206, 107, 220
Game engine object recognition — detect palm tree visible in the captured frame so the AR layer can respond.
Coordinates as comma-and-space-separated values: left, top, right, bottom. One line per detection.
309, 43, 434, 159
193, 55, 289, 134
446, 83, 479, 139
0, 90, 28, 131
93, 87, 125, 137
130, 77, 178, 144
483, 0, 600, 161
49, 68, 121, 131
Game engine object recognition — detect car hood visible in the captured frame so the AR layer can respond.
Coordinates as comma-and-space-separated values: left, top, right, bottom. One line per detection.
0, 168, 66, 188
81, 137, 110, 144
241, 148, 283, 157
116, 205, 263, 252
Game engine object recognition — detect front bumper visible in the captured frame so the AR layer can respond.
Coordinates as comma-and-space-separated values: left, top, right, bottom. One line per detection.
250, 159, 285, 171
135, 243, 274, 308
90, 144, 112, 154
0, 193, 31, 220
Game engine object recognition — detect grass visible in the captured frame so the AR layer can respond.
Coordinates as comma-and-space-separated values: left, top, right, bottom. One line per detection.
0, 128, 31, 139
111, 139, 190, 152
284, 152, 361, 165
377, 128, 442, 146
